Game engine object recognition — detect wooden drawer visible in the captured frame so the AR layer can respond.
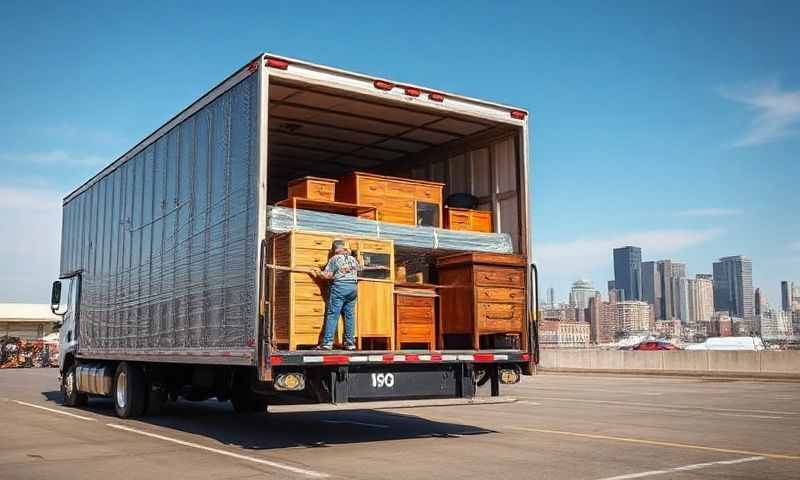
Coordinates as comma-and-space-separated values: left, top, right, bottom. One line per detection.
294, 282, 326, 302
378, 210, 415, 225
415, 185, 440, 202
382, 198, 415, 211
293, 299, 326, 317
396, 305, 434, 323
359, 193, 387, 208
473, 266, 525, 287
476, 303, 523, 332
288, 176, 338, 202
291, 272, 318, 284
476, 287, 525, 304
294, 248, 331, 268
293, 316, 325, 334
398, 324, 434, 339
293, 233, 333, 250
396, 294, 435, 307
387, 181, 416, 198
358, 178, 387, 195
307, 181, 335, 201
354, 239, 391, 254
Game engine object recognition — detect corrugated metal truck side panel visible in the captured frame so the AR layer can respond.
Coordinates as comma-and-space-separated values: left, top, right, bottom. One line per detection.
60, 72, 260, 356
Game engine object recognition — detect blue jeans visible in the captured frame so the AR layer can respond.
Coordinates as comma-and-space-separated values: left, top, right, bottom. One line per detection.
321, 281, 357, 346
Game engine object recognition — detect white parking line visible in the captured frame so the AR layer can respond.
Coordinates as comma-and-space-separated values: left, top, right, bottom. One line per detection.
716, 412, 784, 420
594, 456, 765, 480
14, 401, 97, 422
527, 396, 800, 416
322, 419, 389, 428
106, 423, 329, 478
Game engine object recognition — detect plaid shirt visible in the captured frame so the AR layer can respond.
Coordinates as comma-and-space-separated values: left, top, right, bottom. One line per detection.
323, 254, 360, 282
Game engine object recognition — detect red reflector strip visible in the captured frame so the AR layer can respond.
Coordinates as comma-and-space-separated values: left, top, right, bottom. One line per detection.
428, 92, 444, 102
373, 80, 394, 91
382, 354, 396, 362
473, 353, 495, 362
405, 354, 419, 362
404, 87, 421, 97
265, 58, 289, 70
270, 355, 283, 365
322, 355, 350, 365
430, 354, 442, 361
510, 110, 526, 120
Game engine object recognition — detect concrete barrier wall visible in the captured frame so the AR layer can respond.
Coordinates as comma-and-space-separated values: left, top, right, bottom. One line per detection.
539, 349, 800, 378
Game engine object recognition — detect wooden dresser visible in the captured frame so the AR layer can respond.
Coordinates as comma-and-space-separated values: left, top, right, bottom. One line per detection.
337, 172, 444, 227
271, 231, 395, 350
287, 176, 338, 202
444, 207, 493, 233
436, 252, 527, 349
394, 284, 438, 350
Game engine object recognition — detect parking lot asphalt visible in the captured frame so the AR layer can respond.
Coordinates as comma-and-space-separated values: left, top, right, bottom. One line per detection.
1, 368, 798, 479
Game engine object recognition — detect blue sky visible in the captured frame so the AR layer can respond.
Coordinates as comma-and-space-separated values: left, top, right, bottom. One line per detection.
0, 1, 798, 304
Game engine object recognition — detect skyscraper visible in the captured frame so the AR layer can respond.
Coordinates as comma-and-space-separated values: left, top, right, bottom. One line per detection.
569, 280, 598, 310
613, 246, 642, 302
712, 256, 754, 320
754, 288, 766, 316
546, 287, 555, 307
641, 261, 660, 307
781, 281, 793, 312
686, 275, 714, 324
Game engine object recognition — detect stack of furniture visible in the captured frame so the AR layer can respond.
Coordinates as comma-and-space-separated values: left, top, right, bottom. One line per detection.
337, 172, 445, 227
444, 207, 493, 233
277, 176, 378, 219
436, 252, 527, 349
394, 284, 438, 350
270, 231, 394, 350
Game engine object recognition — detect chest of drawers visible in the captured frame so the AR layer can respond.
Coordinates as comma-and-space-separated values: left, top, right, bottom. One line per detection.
436, 252, 527, 349
444, 207, 493, 233
394, 285, 438, 350
337, 172, 444, 227
287, 176, 338, 202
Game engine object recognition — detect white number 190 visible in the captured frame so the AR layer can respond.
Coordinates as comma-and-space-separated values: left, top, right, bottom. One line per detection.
371, 372, 395, 388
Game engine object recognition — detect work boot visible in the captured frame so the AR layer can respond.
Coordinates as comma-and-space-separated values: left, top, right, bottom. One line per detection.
344, 343, 356, 351
313, 344, 333, 351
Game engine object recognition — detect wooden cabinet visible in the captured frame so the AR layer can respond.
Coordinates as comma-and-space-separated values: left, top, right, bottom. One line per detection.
436, 252, 527, 349
270, 231, 395, 350
350, 238, 395, 350
444, 207, 493, 233
287, 176, 337, 202
394, 285, 437, 350
337, 172, 444, 227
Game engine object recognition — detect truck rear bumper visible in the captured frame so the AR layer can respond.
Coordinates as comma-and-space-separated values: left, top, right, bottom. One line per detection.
267, 396, 517, 413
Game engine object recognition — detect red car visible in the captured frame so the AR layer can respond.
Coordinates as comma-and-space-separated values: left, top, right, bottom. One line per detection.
631, 341, 680, 351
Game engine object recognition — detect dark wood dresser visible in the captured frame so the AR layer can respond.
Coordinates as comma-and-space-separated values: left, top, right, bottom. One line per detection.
436, 252, 527, 349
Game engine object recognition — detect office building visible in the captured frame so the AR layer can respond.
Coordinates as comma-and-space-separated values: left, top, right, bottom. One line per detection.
569, 280, 598, 310
587, 295, 618, 344
615, 301, 652, 333
685, 275, 714, 324
754, 288, 766, 316
641, 261, 659, 307
780, 281, 792, 312
613, 246, 642, 302
712, 256, 754, 320
546, 287, 555, 307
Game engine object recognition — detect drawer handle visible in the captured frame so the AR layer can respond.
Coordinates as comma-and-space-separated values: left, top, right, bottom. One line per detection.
369, 185, 378, 191
486, 312, 515, 320
314, 240, 324, 246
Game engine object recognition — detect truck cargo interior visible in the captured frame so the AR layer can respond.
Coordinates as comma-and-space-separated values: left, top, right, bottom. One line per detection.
266, 77, 529, 352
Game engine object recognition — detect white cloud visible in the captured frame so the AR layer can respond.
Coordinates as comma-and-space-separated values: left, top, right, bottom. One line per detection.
675, 208, 743, 217
534, 228, 722, 288
720, 79, 800, 147
0, 186, 63, 303
0, 149, 106, 167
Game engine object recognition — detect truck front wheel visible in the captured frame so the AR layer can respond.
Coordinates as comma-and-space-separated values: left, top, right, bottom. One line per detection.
114, 362, 146, 418
62, 364, 88, 407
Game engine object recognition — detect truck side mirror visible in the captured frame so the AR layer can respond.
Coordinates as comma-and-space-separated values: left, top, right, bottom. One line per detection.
51, 281, 62, 314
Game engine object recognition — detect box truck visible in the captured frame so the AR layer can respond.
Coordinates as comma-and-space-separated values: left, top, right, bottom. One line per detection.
50, 53, 539, 418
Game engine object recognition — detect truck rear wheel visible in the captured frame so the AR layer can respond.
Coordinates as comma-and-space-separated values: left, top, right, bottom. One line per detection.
114, 362, 146, 418
62, 364, 88, 407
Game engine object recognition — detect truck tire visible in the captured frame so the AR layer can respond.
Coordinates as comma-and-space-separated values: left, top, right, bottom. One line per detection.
62, 364, 88, 407
230, 369, 266, 414
114, 362, 146, 418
